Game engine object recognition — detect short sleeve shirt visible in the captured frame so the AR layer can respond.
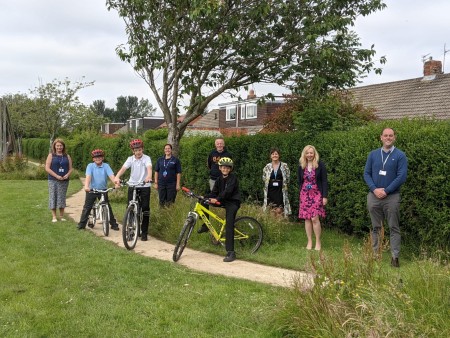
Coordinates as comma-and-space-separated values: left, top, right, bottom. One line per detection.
86, 162, 114, 190
122, 154, 152, 188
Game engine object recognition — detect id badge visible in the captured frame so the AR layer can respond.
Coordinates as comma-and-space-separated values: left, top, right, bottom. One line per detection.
163, 170, 167, 177
59, 168, 64, 173
379, 170, 386, 176
272, 181, 279, 187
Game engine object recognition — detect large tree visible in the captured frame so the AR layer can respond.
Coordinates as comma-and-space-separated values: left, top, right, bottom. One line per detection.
107, 0, 386, 154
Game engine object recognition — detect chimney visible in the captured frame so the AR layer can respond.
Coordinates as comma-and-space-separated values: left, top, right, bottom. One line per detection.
423, 58, 443, 76
247, 89, 256, 100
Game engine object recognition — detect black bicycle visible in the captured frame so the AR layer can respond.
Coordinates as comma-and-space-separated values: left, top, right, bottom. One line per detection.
121, 181, 146, 250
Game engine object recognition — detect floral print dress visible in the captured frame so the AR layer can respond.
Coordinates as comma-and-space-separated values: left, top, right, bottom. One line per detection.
298, 167, 326, 220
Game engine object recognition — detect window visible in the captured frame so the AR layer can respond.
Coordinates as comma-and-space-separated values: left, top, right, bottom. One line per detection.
226, 106, 236, 121
246, 104, 257, 119
240, 105, 246, 119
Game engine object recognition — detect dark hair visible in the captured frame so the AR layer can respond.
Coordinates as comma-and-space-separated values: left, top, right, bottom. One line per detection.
164, 144, 173, 149
270, 147, 280, 156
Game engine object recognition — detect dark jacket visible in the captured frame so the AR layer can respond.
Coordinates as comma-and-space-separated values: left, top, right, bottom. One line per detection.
297, 161, 328, 198
207, 173, 241, 205
207, 148, 232, 180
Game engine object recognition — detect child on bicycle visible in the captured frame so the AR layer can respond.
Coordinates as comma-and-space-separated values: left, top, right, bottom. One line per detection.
77, 149, 120, 230
200, 157, 241, 262
114, 139, 153, 241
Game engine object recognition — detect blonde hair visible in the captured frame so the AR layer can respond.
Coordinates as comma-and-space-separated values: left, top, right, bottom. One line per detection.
51, 138, 67, 155
299, 145, 319, 169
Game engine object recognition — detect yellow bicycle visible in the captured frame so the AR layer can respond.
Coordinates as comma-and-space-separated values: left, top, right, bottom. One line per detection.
173, 187, 263, 262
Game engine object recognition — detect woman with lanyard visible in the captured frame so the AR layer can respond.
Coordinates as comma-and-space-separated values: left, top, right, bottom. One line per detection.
262, 147, 291, 218
45, 138, 73, 222
154, 144, 182, 207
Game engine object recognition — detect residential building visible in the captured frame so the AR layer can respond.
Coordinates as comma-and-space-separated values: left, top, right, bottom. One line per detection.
218, 89, 285, 135
350, 58, 450, 120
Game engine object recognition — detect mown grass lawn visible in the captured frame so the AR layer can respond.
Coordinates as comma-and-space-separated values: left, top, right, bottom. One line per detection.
0, 180, 286, 337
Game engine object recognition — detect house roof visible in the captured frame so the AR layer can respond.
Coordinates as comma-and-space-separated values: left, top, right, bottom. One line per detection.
350, 73, 450, 120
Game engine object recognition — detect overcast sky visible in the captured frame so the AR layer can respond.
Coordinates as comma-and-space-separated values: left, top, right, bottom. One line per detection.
1, 0, 449, 114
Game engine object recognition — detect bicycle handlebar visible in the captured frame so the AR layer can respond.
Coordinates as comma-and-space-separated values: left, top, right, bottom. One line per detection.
120, 180, 148, 187
181, 187, 221, 206
90, 187, 116, 193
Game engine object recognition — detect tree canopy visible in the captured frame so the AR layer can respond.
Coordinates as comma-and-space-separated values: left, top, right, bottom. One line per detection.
107, 0, 386, 153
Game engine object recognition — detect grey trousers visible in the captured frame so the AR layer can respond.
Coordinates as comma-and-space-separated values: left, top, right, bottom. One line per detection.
367, 192, 401, 258
209, 179, 216, 192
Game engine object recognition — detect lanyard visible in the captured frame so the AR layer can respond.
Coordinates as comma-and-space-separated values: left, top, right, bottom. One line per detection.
380, 146, 395, 170
273, 164, 279, 179
163, 157, 172, 168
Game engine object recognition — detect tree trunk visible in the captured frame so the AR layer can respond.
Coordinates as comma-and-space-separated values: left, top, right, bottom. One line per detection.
167, 123, 182, 157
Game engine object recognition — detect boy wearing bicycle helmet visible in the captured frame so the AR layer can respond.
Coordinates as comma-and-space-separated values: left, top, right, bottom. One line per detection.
77, 149, 120, 230
203, 157, 241, 262
114, 139, 153, 241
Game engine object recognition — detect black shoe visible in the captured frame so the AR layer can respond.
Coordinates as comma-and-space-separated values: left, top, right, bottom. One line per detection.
77, 225, 86, 230
391, 257, 400, 268
197, 225, 209, 234
141, 234, 148, 241
223, 251, 236, 262
111, 224, 119, 231
87, 222, 94, 229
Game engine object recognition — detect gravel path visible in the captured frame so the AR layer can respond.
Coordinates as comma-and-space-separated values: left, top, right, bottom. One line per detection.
65, 179, 312, 288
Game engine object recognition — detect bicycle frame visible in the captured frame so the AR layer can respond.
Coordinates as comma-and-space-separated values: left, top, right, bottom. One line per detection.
191, 202, 226, 242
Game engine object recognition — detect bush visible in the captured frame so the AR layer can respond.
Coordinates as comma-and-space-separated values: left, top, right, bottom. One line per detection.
21, 119, 450, 250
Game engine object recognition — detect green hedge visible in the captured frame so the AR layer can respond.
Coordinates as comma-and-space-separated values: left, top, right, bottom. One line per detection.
22, 120, 450, 250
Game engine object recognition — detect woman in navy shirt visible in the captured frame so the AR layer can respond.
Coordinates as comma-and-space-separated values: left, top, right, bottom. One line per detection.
154, 144, 182, 206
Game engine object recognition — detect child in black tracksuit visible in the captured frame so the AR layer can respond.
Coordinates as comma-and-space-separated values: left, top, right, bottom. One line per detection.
204, 157, 241, 262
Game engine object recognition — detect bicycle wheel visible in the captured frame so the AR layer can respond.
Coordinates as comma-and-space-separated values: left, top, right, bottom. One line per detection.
101, 204, 109, 237
233, 216, 263, 254
173, 216, 195, 262
122, 205, 139, 250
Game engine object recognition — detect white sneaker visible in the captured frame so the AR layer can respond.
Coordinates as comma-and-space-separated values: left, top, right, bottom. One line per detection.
52, 218, 57, 223
60, 218, 67, 221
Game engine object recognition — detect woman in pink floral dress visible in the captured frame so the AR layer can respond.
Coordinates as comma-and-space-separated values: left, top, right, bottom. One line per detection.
298, 145, 328, 250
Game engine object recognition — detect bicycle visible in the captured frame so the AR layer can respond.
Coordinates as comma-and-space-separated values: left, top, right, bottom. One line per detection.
87, 187, 115, 236
173, 187, 263, 262
121, 181, 146, 250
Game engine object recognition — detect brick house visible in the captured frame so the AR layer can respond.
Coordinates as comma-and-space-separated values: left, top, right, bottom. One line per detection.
217, 89, 285, 135
350, 59, 450, 120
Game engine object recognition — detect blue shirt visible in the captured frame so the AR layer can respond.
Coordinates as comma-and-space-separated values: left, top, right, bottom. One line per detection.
86, 162, 114, 190
364, 147, 408, 194
154, 156, 182, 184
48, 154, 70, 181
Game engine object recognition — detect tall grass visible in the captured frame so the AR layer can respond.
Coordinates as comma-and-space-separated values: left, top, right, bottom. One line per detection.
274, 240, 450, 337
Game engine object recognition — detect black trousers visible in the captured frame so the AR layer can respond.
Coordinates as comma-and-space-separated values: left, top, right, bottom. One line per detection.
224, 202, 240, 252
128, 187, 151, 235
158, 182, 177, 206
78, 192, 117, 227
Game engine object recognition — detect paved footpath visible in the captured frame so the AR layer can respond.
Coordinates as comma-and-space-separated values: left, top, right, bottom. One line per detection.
65, 180, 312, 288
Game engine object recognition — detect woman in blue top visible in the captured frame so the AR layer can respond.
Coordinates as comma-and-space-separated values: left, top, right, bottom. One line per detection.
154, 144, 182, 207
45, 138, 73, 223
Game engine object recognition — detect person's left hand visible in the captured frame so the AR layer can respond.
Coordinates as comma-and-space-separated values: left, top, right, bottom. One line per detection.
323, 198, 328, 206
